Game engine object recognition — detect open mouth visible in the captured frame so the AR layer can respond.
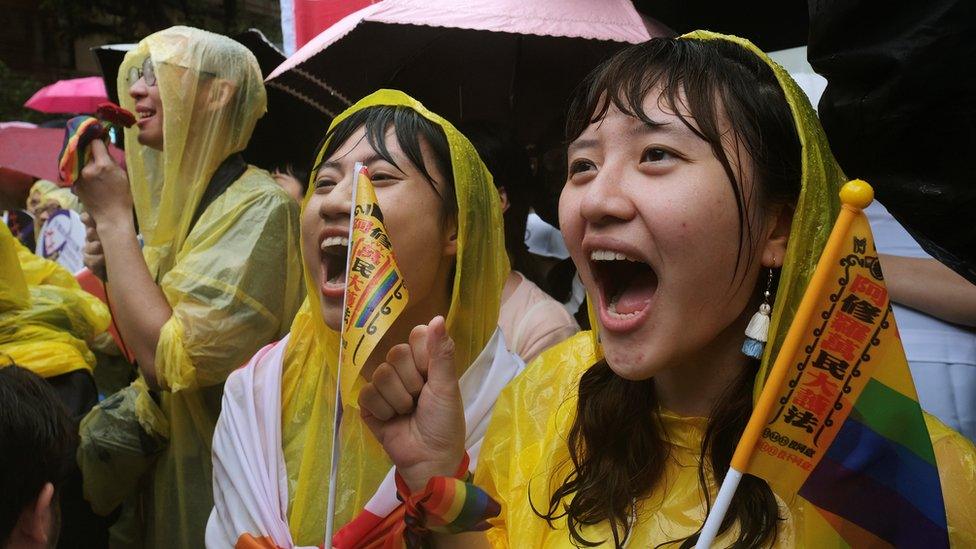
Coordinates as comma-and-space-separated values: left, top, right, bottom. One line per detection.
320, 235, 350, 297
590, 248, 658, 329
135, 107, 156, 125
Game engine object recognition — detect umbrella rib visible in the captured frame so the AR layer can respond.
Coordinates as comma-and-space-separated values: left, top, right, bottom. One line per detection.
266, 81, 338, 117
290, 68, 353, 107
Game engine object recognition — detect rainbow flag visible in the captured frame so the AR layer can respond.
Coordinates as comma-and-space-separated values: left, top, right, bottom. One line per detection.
340, 166, 409, 403
697, 180, 948, 548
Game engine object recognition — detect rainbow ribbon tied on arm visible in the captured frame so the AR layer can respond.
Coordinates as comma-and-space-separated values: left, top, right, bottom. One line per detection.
697, 180, 949, 548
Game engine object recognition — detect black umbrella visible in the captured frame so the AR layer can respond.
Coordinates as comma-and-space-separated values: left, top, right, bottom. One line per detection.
233, 29, 326, 172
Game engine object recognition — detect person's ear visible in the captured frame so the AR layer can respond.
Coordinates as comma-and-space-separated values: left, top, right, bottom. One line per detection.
497, 186, 510, 214
207, 80, 236, 111
442, 214, 458, 258
761, 203, 793, 268
17, 482, 55, 545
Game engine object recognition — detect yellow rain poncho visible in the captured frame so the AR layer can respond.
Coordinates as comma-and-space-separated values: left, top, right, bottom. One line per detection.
78, 26, 304, 548
26, 179, 59, 213
16, 241, 79, 288
43, 187, 83, 212
0, 227, 110, 377
475, 32, 976, 547
280, 90, 509, 545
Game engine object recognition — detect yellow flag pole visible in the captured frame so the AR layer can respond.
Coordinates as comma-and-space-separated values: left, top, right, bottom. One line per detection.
695, 180, 875, 548
323, 162, 364, 547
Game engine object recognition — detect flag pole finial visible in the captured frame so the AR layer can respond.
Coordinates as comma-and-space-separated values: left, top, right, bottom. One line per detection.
840, 179, 874, 210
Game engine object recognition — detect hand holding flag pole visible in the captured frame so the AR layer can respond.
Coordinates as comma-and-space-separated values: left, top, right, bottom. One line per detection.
697, 180, 949, 548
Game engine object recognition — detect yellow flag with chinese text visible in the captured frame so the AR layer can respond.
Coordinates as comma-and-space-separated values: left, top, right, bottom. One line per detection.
340, 167, 409, 404
739, 180, 947, 547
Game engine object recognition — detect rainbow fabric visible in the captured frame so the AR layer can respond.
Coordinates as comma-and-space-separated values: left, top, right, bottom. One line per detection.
743, 182, 948, 547
340, 167, 410, 403
390, 453, 500, 548
58, 115, 108, 185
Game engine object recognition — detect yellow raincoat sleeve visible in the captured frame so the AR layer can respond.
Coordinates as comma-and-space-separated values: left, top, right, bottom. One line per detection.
154, 169, 304, 392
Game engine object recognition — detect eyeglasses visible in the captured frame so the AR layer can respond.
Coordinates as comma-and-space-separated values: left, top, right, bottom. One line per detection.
127, 57, 156, 87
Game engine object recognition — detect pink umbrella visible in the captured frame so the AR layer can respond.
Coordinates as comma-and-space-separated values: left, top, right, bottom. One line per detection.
267, 0, 663, 144
0, 126, 65, 183
0, 125, 125, 194
25, 76, 109, 115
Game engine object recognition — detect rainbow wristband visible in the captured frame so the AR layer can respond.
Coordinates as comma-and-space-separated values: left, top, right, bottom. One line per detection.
394, 454, 500, 546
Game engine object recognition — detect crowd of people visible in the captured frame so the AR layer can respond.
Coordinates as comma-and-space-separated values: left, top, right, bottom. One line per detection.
2, 20, 975, 549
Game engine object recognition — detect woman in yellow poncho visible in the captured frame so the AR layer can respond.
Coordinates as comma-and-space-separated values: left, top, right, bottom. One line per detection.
355, 33, 976, 547
206, 90, 521, 548
72, 26, 304, 548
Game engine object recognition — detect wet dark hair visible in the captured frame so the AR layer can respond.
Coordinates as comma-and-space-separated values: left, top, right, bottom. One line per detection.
534, 37, 802, 548
315, 105, 456, 217
461, 121, 548, 289
0, 365, 75, 545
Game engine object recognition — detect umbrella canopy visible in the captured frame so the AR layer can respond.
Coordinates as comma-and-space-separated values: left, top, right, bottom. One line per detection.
24, 76, 109, 115
0, 126, 64, 210
0, 127, 65, 183
92, 44, 137, 105
0, 125, 124, 203
234, 29, 326, 172
267, 0, 656, 146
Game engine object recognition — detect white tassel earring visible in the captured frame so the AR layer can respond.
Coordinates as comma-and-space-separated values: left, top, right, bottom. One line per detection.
742, 266, 774, 359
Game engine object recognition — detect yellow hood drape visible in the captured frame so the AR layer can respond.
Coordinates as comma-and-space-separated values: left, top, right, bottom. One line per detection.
27, 179, 59, 211
281, 89, 509, 544
44, 187, 82, 213
679, 30, 846, 401
29, 179, 59, 197
478, 31, 850, 546
118, 26, 268, 277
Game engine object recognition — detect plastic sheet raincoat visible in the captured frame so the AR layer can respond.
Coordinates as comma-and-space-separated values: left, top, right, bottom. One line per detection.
0, 227, 109, 378
475, 32, 976, 547
27, 179, 59, 210
76, 26, 304, 548
207, 90, 512, 547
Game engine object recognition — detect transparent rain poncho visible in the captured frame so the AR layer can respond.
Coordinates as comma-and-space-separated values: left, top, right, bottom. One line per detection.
44, 187, 83, 212
0, 227, 110, 378
77, 26, 304, 548
475, 32, 976, 547
279, 90, 509, 545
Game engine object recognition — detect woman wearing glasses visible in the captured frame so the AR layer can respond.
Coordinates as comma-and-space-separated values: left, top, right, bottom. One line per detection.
73, 26, 304, 548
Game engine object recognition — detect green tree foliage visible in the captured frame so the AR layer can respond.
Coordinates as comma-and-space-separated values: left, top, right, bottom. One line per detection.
39, 0, 280, 45
0, 61, 45, 123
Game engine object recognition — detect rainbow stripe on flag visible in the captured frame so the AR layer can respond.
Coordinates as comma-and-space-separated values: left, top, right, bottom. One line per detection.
697, 180, 948, 548
340, 167, 409, 404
